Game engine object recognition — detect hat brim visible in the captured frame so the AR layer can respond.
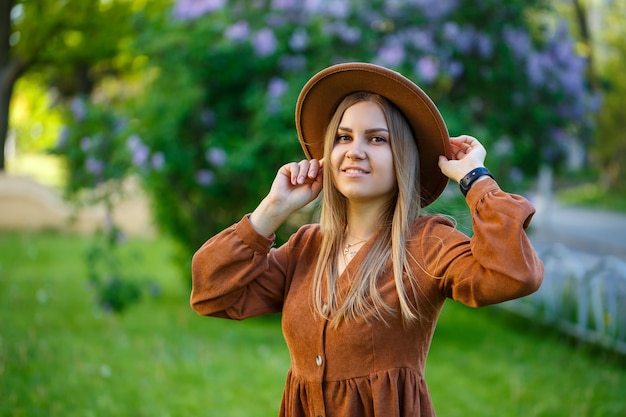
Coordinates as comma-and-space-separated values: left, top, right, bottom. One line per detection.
295, 62, 450, 207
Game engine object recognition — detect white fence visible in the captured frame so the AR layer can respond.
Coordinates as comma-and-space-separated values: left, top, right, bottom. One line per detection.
501, 242, 626, 354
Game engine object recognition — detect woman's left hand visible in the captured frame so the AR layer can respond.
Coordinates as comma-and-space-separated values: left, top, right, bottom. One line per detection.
438, 135, 487, 183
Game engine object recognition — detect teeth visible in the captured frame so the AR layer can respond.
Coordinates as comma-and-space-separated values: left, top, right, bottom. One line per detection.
345, 169, 366, 174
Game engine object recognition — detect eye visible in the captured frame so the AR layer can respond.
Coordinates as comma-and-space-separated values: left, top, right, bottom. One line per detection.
370, 135, 388, 144
335, 134, 352, 143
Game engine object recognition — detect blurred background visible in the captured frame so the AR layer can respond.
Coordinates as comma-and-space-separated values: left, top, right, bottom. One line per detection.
1, 0, 625, 416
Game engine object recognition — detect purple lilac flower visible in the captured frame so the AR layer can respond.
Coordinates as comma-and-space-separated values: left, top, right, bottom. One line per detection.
502, 27, 532, 59
376, 44, 405, 67
271, 0, 299, 11
151, 152, 165, 170
415, 56, 439, 84
196, 169, 215, 186
455, 26, 476, 54
132, 146, 149, 167
526, 51, 549, 86
475, 33, 493, 58
403, 28, 435, 53
324, 22, 361, 44
85, 157, 104, 177
172, 0, 225, 20
252, 29, 278, 57
266, 14, 287, 28
126, 134, 142, 151
446, 60, 463, 79
225, 21, 250, 42
268, 77, 289, 98
416, 0, 459, 21
279, 55, 307, 71
442, 21, 460, 42
80, 136, 92, 152
327, 0, 349, 18
304, 0, 325, 14
545, 127, 573, 161
205, 147, 227, 167
289, 28, 308, 52
126, 134, 150, 168
70, 97, 86, 121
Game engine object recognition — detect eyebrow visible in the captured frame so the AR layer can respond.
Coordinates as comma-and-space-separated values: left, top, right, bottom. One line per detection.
337, 127, 389, 134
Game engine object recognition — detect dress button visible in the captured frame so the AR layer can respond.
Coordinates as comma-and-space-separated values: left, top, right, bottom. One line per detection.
315, 355, 323, 366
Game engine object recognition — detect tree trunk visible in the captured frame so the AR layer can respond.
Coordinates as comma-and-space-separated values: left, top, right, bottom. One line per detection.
0, 0, 14, 171
0, 73, 12, 171
572, 0, 599, 91
0, 57, 27, 172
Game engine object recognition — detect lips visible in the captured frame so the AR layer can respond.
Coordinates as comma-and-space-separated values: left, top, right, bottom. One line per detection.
342, 166, 370, 174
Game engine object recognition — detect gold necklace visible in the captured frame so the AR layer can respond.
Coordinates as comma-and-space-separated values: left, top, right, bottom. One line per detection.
343, 239, 366, 256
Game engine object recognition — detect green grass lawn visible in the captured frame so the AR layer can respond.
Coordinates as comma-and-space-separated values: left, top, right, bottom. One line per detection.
1, 231, 624, 417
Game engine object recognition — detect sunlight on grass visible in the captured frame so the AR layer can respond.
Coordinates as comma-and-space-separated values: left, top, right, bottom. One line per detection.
5, 153, 66, 188
558, 182, 626, 213
1, 232, 624, 417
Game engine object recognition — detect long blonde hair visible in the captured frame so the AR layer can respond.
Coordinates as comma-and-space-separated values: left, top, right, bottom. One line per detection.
312, 92, 425, 327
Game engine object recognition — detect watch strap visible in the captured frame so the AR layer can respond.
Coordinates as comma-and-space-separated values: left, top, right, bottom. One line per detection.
459, 167, 493, 196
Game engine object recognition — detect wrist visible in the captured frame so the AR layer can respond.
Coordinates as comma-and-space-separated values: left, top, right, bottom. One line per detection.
249, 198, 290, 237
459, 167, 493, 196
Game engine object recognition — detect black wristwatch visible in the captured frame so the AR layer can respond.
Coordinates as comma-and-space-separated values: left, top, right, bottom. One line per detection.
459, 167, 493, 197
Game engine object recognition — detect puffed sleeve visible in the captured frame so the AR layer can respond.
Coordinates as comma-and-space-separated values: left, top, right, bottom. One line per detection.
415, 178, 544, 307
190, 214, 291, 319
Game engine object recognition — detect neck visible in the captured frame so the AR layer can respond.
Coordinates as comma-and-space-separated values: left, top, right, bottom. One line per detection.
344, 201, 384, 241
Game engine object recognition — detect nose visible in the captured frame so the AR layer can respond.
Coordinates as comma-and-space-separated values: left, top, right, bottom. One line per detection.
346, 138, 366, 160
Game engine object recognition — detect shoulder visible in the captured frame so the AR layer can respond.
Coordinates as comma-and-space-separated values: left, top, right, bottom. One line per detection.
283, 222, 322, 251
409, 213, 457, 237
406, 214, 467, 261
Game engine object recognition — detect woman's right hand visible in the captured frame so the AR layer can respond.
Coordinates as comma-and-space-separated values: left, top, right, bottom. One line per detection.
249, 159, 323, 237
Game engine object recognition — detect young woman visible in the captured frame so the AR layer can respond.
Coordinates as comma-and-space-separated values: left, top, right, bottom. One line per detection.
191, 63, 544, 417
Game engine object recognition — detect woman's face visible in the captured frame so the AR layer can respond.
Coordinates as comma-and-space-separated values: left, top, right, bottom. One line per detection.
330, 100, 397, 205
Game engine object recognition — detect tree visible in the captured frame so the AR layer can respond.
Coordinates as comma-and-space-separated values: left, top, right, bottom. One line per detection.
592, 0, 626, 192
0, 0, 141, 171
554, 0, 625, 193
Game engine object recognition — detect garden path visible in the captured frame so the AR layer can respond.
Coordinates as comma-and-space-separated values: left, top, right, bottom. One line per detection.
530, 195, 626, 262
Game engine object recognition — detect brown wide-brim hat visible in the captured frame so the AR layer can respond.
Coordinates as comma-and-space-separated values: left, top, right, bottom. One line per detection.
295, 62, 450, 207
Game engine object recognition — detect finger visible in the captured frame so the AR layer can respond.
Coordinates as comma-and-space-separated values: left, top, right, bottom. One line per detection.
297, 160, 311, 184
284, 162, 300, 185
308, 159, 321, 179
450, 136, 477, 158
438, 155, 449, 168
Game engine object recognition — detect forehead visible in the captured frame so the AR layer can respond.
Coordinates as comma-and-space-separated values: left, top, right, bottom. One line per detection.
339, 101, 388, 127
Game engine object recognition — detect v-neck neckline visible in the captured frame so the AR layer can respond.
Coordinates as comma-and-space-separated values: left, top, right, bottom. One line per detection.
336, 229, 380, 278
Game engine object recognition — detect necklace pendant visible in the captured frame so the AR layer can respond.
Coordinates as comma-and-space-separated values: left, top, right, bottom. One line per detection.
343, 246, 349, 256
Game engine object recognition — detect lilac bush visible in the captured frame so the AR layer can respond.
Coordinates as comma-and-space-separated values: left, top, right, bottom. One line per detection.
51, 99, 147, 312
117, 0, 593, 270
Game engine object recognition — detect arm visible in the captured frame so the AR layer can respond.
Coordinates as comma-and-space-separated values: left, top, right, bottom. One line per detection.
423, 135, 544, 306
437, 179, 543, 306
250, 159, 323, 236
190, 159, 323, 319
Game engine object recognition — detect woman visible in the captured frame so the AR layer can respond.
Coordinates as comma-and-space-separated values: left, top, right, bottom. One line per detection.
191, 63, 544, 417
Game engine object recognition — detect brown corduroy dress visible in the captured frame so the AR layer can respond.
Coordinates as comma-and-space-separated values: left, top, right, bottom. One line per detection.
190, 178, 544, 417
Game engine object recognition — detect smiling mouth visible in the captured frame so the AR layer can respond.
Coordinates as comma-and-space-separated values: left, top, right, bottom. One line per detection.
342, 168, 370, 174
